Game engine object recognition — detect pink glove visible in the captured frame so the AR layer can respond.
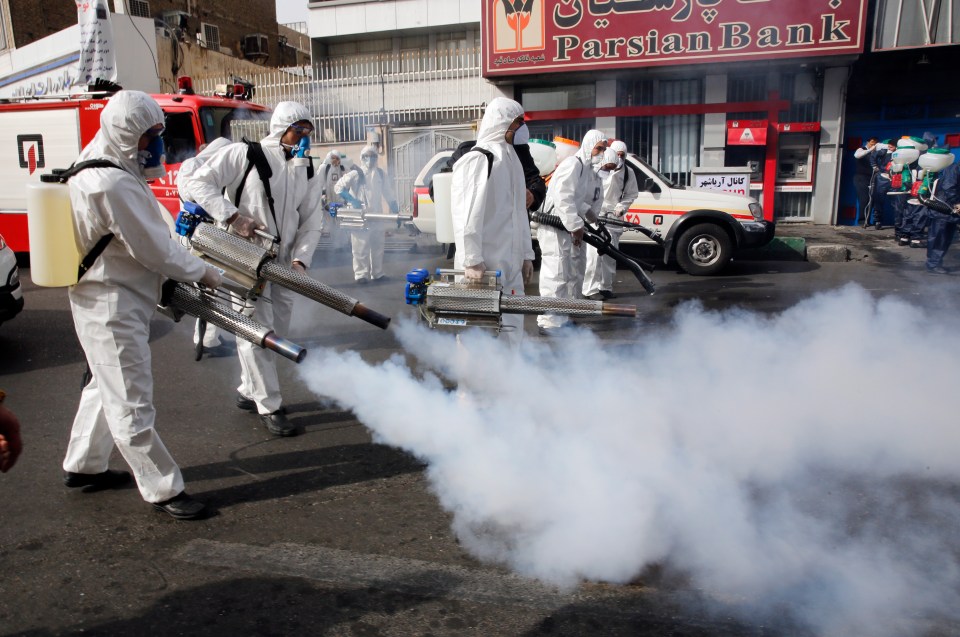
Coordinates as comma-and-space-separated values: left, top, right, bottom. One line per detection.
522, 260, 533, 284
464, 262, 486, 281
292, 261, 306, 273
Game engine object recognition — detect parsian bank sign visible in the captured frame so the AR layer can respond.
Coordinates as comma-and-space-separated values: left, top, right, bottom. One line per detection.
482, 0, 868, 77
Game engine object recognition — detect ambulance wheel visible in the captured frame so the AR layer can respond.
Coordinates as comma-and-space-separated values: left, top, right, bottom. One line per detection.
676, 223, 731, 276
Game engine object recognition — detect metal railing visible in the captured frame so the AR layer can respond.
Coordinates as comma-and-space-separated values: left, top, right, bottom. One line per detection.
196, 47, 487, 144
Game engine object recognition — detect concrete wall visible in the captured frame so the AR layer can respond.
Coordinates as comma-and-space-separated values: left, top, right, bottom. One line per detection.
308, 0, 479, 38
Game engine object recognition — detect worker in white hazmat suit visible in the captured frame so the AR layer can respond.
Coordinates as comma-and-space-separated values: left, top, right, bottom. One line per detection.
536, 129, 606, 335
321, 149, 348, 208
176, 136, 233, 351
178, 101, 325, 437
583, 143, 638, 299
62, 90, 223, 520
334, 145, 400, 283
450, 97, 536, 347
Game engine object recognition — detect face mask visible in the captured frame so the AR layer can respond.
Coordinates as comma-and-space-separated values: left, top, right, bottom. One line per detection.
512, 123, 530, 145
591, 153, 603, 166
596, 169, 611, 180
362, 155, 377, 170
139, 136, 166, 179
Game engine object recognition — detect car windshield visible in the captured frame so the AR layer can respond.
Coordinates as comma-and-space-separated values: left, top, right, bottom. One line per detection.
630, 154, 680, 189
199, 106, 272, 144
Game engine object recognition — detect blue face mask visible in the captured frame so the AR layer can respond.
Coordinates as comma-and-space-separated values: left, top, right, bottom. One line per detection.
139, 135, 166, 179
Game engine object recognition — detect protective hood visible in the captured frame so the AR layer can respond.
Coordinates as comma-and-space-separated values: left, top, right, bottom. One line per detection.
76, 90, 164, 176
263, 101, 312, 148
576, 129, 608, 164
324, 149, 341, 164
610, 140, 627, 155
476, 97, 524, 146
600, 148, 618, 167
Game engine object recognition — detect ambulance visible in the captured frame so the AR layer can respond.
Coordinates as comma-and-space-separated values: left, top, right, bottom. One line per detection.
412, 150, 776, 276
0, 77, 272, 254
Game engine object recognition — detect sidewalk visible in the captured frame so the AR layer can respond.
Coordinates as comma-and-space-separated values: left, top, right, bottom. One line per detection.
750, 222, 928, 265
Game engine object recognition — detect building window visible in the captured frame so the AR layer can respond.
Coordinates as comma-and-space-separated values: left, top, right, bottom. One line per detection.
875, 0, 960, 49
520, 85, 595, 111
129, 0, 150, 19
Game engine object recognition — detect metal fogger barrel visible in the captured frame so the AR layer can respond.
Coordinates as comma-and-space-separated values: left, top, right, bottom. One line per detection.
189, 223, 391, 330
404, 268, 636, 332
158, 281, 306, 362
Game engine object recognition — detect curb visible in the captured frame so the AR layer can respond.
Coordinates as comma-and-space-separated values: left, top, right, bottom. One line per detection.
741, 237, 806, 261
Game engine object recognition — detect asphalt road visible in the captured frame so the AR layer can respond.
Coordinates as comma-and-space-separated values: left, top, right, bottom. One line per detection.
2, 236, 960, 637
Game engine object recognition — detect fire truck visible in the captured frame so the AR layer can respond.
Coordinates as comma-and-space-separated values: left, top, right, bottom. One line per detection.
0, 77, 272, 254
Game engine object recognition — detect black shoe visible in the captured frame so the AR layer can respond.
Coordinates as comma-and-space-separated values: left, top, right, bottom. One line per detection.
585, 293, 604, 301
910, 239, 926, 248
63, 469, 131, 490
236, 394, 256, 411
599, 290, 615, 300
354, 277, 368, 285
260, 409, 300, 437
927, 266, 950, 275
874, 223, 882, 230
898, 236, 910, 246
371, 274, 390, 283
152, 492, 207, 520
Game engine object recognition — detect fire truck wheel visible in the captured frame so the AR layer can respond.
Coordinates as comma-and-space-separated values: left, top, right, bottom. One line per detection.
676, 223, 732, 276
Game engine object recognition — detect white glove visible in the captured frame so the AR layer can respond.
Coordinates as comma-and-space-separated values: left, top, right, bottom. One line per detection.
229, 214, 261, 238
584, 209, 599, 224
200, 266, 222, 289
522, 260, 533, 285
614, 204, 628, 218
464, 262, 486, 281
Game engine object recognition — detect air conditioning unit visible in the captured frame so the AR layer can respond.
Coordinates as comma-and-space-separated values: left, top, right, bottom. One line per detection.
162, 10, 189, 30
242, 33, 270, 62
128, 0, 150, 19
199, 22, 220, 52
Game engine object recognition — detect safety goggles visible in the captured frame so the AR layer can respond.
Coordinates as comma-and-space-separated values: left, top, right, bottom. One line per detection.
289, 124, 315, 136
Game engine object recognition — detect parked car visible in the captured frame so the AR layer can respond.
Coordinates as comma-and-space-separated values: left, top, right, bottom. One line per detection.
411, 150, 775, 275
0, 233, 24, 326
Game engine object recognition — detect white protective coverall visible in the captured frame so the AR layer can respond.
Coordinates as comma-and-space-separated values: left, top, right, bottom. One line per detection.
536, 130, 606, 330
451, 97, 536, 347
321, 149, 347, 207
176, 136, 232, 348
178, 102, 325, 415
583, 146, 639, 297
334, 145, 399, 281
62, 90, 211, 504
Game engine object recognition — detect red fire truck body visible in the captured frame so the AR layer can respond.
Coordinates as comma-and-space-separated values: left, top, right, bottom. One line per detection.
0, 82, 271, 253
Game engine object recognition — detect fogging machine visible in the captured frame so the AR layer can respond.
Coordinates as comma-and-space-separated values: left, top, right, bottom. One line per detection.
404, 268, 637, 333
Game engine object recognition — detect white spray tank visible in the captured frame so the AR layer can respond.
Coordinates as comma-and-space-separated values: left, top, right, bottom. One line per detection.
553, 137, 580, 169
528, 139, 558, 177
432, 171, 455, 244
26, 174, 80, 287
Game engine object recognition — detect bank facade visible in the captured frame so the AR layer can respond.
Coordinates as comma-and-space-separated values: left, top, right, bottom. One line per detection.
307, 0, 960, 225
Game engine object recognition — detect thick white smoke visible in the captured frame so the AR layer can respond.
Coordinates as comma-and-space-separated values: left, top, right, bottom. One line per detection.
297, 284, 960, 635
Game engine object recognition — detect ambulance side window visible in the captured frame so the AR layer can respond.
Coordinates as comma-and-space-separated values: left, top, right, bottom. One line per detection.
163, 112, 197, 164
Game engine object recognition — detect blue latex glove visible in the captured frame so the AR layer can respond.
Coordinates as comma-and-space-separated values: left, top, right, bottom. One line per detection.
342, 192, 363, 208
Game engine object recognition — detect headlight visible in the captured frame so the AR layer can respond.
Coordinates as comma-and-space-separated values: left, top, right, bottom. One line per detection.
8, 267, 19, 288
0, 235, 6, 250
748, 202, 763, 221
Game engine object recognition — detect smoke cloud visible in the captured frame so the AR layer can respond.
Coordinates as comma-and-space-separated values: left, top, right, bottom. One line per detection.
297, 283, 960, 635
